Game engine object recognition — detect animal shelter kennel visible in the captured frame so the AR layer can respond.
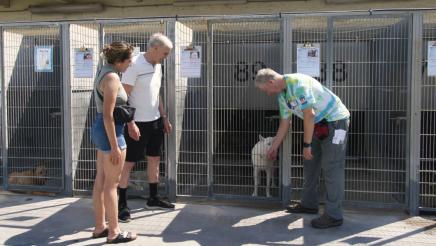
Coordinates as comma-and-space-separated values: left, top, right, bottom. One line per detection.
0, 10, 435, 214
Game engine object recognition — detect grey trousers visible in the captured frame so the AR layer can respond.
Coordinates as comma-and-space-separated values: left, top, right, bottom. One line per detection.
301, 118, 349, 220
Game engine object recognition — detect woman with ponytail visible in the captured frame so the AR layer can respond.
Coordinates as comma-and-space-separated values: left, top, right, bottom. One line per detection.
90, 41, 137, 243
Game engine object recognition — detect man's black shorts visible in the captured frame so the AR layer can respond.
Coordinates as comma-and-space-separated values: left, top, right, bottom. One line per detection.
125, 118, 164, 162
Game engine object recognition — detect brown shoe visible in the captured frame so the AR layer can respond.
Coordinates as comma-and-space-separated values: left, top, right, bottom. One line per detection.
286, 203, 318, 214
311, 214, 343, 229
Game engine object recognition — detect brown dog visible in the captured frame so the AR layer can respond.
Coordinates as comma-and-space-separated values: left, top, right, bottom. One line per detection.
8, 165, 48, 185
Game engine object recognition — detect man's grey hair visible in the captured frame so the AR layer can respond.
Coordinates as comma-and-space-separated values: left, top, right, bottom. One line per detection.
148, 33, 173, 49
255, 68, 280, 86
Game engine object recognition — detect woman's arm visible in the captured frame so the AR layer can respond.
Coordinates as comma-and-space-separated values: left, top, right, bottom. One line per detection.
101, 73, 122, 164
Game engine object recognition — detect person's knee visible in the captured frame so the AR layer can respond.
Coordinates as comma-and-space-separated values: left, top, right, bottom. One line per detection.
105, 173, 121, 187
103, 181, 118, 193
93, 181, 104, 193
93, 174, 105, 189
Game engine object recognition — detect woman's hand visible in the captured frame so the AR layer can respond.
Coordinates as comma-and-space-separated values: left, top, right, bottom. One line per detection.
110, 147, 122, 165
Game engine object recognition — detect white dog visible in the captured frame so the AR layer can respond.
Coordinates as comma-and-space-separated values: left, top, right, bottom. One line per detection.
252, 135, 276, 197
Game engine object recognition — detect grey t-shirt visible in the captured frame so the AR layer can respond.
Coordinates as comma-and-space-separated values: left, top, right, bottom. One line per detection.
94, 64, 128, 113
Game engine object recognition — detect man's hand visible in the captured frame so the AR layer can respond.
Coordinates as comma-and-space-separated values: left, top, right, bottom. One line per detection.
163, 117, 172, 134
127, 121, 140, 141
267, 147, 278, 161
303, 147, 313, 160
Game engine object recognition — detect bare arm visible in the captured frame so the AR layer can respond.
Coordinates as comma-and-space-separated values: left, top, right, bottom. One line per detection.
302, 107, 315, 160
121, 83, 140, 140
267, 119, 291, 160
159, 95, 166, 117
159, 95, 172, 134
302, 107, 315, 144
101, 73, 123, 164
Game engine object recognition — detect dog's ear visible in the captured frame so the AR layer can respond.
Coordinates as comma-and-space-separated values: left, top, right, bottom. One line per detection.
259, 135, 264, 142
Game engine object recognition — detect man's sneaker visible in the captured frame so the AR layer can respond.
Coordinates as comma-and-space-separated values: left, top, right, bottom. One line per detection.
311, 214, 343, 229
286, 202, 318, 214
145, 197, 175, 210
118, 205, 131, 223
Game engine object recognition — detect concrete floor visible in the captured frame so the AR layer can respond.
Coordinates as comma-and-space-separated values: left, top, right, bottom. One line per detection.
0, 192, 435, 246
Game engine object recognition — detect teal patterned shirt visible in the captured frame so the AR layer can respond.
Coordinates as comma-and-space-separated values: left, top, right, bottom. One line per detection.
277, 73, 350, 123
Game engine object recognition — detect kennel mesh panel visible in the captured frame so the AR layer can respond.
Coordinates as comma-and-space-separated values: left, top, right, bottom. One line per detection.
174, 20, 209, 196
288, 16, 328, 201
332, 16, 409, 205
103, 22, 168, 195
420, 13, 436, 210
70, 23, 100, 192
211, 19, 281, 198
3, 26, 63, 191
0, 28, 2, 188
288, 16, 410, 206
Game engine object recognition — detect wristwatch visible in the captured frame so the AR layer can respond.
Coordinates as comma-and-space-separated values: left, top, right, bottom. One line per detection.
303, 142, 312, 148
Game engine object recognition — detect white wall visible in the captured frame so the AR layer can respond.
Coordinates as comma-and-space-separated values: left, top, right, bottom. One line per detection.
0, 0, 434, 22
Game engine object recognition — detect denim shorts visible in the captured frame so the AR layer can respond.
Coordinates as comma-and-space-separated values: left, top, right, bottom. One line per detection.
91, 113, 127, 152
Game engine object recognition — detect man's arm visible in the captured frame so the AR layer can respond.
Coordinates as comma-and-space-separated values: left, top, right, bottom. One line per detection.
158, 95, 167, 118
267, 119, 291, 160
302, 107, 315, 160
159, 95, 172, 134
121, 83, 140, 140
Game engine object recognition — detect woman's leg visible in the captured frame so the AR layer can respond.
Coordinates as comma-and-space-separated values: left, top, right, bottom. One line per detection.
102, 149, 126, 239
92, 150, 106, 234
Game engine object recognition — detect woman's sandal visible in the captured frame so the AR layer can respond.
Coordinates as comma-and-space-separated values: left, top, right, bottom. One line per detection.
91, 228, 109, 238
106, 231, 137, 244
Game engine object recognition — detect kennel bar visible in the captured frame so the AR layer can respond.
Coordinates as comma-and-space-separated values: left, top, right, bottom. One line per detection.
326, 17, 334, 90
207, 20, 213, 197
407, 12, 422, 215
61, 23, 72, 196
281, 15, 292, 206
0, 26, 5, 190
166, 19, 177, 202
